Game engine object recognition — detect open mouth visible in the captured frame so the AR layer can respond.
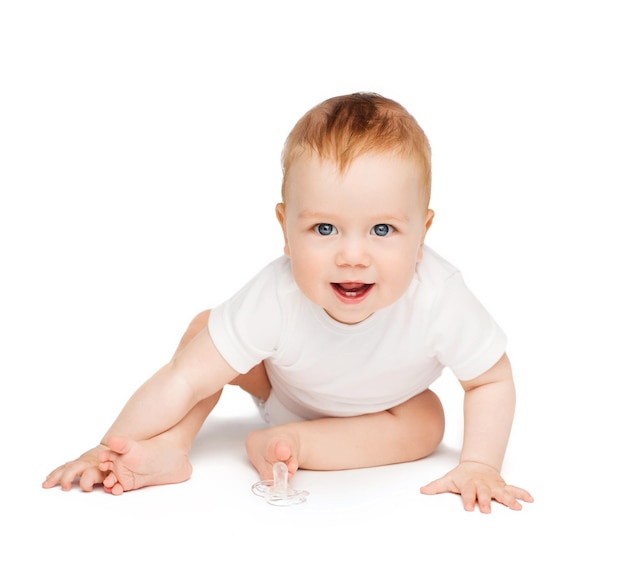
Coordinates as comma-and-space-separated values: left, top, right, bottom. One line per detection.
331, 282, 374, 299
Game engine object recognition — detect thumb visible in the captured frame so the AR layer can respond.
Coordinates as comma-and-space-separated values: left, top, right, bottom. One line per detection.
420, 476, 451, 496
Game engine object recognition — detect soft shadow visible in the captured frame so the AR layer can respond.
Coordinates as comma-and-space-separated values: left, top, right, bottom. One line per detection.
189, 416, 265, 461
426, 443, 460, 463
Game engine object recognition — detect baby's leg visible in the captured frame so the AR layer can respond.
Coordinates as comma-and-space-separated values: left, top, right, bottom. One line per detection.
246, 389, 444, 481
98, 392, 220, 494
99, 437, 192, 495
99, 310, 272, 494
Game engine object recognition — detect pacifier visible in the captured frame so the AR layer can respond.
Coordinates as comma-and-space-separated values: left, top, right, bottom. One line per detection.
251, 461, 309, 506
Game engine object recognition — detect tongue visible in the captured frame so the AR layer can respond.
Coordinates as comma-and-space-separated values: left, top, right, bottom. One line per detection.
338, 283, 365, 291
334, 283, 371, 297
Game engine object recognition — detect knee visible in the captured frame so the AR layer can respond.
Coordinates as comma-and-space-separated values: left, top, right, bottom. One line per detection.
421, 390, 445, 455
394, 389, 445, 460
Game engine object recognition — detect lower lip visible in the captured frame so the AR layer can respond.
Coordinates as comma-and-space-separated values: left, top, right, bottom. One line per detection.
331, 283, 374, 305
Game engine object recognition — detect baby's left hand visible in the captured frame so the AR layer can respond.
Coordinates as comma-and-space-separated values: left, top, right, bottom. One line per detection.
420, 461, 533, 513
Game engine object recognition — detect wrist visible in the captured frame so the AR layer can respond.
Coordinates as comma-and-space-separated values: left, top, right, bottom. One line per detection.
458, 459, 500, 472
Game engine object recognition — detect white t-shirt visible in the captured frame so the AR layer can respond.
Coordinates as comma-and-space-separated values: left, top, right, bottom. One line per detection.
209, 246, 506, 420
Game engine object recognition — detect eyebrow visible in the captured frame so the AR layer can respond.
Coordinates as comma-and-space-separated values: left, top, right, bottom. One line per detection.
297, 210, 411, 223
297, 210, 337, 220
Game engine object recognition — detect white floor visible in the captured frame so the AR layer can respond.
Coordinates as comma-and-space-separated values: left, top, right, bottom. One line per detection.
10, 363, 625, 579
2, 2, 625, 579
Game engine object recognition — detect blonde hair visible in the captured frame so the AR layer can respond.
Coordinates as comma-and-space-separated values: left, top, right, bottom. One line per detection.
281, 92, 432, 205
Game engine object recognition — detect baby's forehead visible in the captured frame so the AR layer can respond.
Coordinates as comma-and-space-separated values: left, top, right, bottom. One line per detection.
283, 150, 430, 207
290, 148, 422, 175
288, 148, 427, 185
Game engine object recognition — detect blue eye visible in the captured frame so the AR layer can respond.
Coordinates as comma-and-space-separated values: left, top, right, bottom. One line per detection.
371, 224, 393, 236
315, 223, 337, 236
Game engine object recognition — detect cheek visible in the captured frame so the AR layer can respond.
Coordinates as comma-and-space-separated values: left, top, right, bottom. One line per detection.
289, 238, 324, 266
293, 251, 321, 280
290, 247, 329, 292
290, 262, 324, 305
383, 242, 420, 267
380, 247, 419, 286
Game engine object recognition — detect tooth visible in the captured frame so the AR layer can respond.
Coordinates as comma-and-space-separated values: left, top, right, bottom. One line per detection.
346, 291, 356, 297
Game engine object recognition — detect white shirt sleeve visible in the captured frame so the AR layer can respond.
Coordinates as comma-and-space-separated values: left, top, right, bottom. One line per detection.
428, 271, 507, 381
208, 260, 284, 374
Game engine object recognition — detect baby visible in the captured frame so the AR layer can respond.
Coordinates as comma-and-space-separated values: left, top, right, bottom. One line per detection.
43, 92, 533, 513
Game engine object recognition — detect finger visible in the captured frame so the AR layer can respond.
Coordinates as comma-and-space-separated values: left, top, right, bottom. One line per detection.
98, 449, 119, 473
507, 485, 534, 503
420, 477, 451, 496
57, 462, 86, 491
42, 465, 65, 488
99, 459, 114, 472
460, 484, 478, 511
494, 485, 532, 510
98, 448, 114, 464
476, 483, 493, 514
497, 490, 522, 511
79, 467, 104, 492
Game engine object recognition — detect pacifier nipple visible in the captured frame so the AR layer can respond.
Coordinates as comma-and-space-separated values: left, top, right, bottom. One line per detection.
251, 461, 309, 506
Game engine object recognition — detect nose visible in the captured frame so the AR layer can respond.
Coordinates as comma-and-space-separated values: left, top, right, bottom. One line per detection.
335, 235, 370, 268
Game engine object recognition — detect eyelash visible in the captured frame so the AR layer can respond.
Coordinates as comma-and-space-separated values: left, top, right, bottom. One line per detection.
314, 223, 337, 236
371, 224, 394, 237
313, 224, 395, 237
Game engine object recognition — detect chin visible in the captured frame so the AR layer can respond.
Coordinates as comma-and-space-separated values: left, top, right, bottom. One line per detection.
325, 309, 373, 325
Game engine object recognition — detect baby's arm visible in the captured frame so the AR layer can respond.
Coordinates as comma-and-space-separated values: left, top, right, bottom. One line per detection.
421, 353, 533, 512
100, 327, 236, 442
43, 327, 238, 491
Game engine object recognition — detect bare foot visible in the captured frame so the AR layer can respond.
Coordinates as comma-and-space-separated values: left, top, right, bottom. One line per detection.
98, 435, 192, 495
245, 426, 301, 481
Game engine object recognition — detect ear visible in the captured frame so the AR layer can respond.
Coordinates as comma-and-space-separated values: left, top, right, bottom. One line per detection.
416, 209, 435, 263
275, 202, 290, 257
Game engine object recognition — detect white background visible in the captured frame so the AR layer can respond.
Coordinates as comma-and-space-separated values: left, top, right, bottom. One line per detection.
1, 1, 624, 579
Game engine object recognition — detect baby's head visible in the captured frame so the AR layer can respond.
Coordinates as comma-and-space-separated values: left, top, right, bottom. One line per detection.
276, 93, 435, 325
281, 92, 432, 211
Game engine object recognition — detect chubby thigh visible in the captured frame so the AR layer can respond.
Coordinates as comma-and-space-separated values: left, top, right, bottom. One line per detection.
247, 388, 446, 472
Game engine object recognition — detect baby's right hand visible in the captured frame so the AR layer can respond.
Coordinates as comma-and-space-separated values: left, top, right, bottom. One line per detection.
42, 444, 110, 492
